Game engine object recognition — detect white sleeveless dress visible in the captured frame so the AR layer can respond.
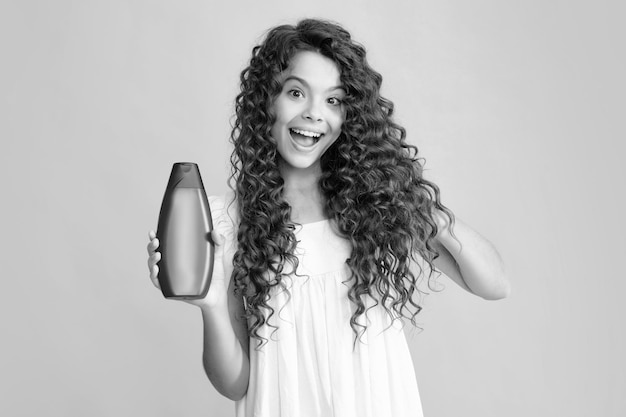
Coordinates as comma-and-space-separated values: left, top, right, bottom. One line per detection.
209, 196, 424, 417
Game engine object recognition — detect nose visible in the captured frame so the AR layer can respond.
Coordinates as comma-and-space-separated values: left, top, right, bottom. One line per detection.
302, 99, 323, 122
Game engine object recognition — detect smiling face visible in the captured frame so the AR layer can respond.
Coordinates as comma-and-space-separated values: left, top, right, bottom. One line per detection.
270, 51, 346, 176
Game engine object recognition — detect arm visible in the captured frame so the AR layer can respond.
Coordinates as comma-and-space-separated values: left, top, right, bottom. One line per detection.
198, 276, 250, 401
148, 230, 250, 400
193, 231, 250, 400
430, 211, 511, 300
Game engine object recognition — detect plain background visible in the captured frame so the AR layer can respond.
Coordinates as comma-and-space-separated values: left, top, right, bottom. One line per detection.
1, 0, 624, 416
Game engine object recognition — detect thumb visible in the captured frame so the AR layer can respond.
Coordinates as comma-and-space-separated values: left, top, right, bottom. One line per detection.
210, 229, 225, 246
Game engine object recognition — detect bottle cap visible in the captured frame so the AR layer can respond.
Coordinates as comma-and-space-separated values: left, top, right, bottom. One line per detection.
165, 162, 205, 190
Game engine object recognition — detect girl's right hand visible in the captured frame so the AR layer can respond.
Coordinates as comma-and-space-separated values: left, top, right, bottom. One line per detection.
147, 230, 162, 290
146, 230, 229, 308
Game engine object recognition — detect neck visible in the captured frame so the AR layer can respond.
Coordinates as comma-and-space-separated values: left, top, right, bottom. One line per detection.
279, 161, 326, 224
280, 163, 320, 192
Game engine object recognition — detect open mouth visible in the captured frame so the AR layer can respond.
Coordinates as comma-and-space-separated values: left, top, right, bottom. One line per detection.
289, 128, 324, 147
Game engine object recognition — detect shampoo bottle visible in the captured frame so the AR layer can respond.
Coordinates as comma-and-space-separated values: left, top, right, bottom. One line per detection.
156, 162, 214, 299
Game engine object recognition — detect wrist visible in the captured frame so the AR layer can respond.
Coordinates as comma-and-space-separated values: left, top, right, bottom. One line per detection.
186, 292, 229, 312
198, 300, 229, 319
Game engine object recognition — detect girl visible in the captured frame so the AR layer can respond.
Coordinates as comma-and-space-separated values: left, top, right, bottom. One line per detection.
147, 19, 509, 417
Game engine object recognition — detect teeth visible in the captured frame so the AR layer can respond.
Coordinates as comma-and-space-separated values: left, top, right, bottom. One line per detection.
290, 128, 323, 138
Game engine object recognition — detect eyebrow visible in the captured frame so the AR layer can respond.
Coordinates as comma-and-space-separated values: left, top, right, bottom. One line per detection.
283, 75, 345, 93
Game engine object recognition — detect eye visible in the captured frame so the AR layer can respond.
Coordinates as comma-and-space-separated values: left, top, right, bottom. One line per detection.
288, 89, 303, 98
327, 97, 343, 106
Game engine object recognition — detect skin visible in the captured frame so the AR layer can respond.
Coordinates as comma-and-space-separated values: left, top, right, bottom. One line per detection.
147, 229, 249, 400
270, 50, 346, 224
147, 50, 510, 401
431, 214, 510, 300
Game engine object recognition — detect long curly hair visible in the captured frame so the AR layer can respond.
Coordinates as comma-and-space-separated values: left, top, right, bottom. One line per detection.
229, 19, 454, 345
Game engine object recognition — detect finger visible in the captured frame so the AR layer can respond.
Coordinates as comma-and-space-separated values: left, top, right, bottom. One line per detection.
210, 229, 224, 246
147, 238, 160, 254
149, 230, 156, 240
148, 251, 161, 268
150, 265, 160, 286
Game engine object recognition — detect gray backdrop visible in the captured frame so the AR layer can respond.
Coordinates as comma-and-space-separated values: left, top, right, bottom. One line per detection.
1, 0, 624, 416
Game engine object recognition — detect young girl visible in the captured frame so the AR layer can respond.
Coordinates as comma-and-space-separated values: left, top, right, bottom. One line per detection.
147, 18, 509, 417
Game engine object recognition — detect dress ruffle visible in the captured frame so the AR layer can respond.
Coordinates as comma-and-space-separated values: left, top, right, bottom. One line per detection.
209, 196, 423, 417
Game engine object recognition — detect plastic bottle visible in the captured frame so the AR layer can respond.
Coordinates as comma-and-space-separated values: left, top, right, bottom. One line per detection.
156, 162, 214, 299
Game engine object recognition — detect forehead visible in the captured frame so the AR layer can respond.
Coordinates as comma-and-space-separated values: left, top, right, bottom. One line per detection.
281, 51, 342, 88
